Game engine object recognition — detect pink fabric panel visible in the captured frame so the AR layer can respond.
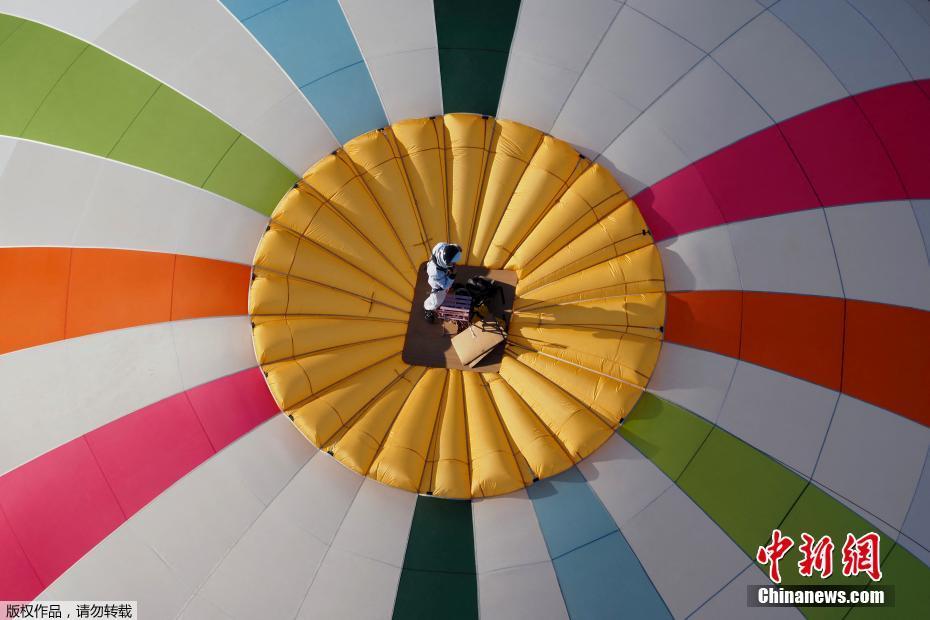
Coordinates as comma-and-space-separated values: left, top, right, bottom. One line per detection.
84, 393, 215, 517
695, 125, 820, 222
187, 367, 280, 451
779, 97, 905, 207
0, 438, 125, 589
856, 81, 930, 198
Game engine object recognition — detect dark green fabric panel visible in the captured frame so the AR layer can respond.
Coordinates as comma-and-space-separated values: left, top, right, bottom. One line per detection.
0, 13, 294, 214
619, 392, 712, 480
433, 0, 520, 115
394, 496, 477, 619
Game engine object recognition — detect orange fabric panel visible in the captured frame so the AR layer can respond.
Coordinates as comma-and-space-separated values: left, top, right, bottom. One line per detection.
843, 300, 930, 426
65, 249, 175, 338
740, 292, 844, 390
171, 255, 250, 320
664, 291, 741, 358
0, 248, 71, 354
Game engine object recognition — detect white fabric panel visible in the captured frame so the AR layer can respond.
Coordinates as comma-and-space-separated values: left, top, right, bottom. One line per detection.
38, 525, 191, 618
178, 594, 234, 620
552, 6, 702, 156
195, 498, 329, 620
340, 0, 442, 122
499, 0, 621, 132
621, 485, 750, 619
825, 201, 930, 311
0, 0, 128, 40
728, 210, 843, 297
329, 477, 417, 567
366, 50, 443, 123
498, 51, 580, 132
848, 0, 930, 80
905, 0, 930, 23
219, 415, 316, 507
712, 11, 847, 122
690, 564, 804, 619
717, 362, 839, 478
771, 0, 910, 94
814, 395, 930, 531
266, 451, 365, 545
658, 225, 741, 292
123, 421, 304, 596
648, 343, 737, 424
0, 0, 338, 174
298, 546, 403, 620
578, 434, 673, 526
171, 316, 256, 390
634, 57, 772, 164
597, 113, 691, 194
473, 488, 552, 572
0, 317, 253, 477
0, 138, 267, 264
626, 0, 763, 52
478, 562, 569, 620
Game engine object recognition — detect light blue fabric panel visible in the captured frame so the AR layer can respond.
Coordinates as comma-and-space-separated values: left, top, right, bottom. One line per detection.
553, 532, 672, 620
301, 61, 388, 143
222, 0, 387, 142
526, 467, 617, 558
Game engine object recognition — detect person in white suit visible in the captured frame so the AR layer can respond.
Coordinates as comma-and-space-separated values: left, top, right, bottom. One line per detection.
424, 242, 462, 322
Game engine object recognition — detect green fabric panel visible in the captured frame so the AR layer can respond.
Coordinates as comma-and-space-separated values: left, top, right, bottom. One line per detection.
109, 86, 239, 187
433, 0, 520, 115
203, 134, 295, 215
0, 14, 295, 213
23, 46, 158, 156
0, 13, 23, 45
0, 19, 85, 136
393, 571, 479, 620
619, 392, 712, 479
677, 428, 806, 556
394, 496, 477, 620
847, 545, 930, 619
778, 484, 889, 619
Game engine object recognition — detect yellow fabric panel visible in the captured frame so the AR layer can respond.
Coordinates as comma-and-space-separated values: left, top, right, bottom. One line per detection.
251, 316, 407, 365
498, 355, 611, 461
391, 116, 449, 250
370, 368, 447, 492
513, 292, 665, 333
483, 373, 573, 480
344, 129, 430, 265
331, 366, 426, 475
249, 272, 408, 321
428, 370, 471, 498
443, 114, 493, 258
508, 324, 660, 385
251, 114, 667, 498
290, 354, 409, 446
302, 154, 416, 284
506, 164, 628, 274
270, 187, 324, 237
518, 202, 651, 292
462, 372, 524, 497
507, 349, 640, 427
252, 227, 299, 274
298, 208, 414, 301
261, 224, 412, 309
262, 336, 404, 410
483, 136, 590, 268
468, 121, 543, 264
517, 245, 664, 309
